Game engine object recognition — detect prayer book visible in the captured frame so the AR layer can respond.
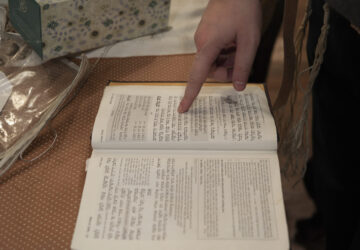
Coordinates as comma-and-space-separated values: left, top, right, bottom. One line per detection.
71, 82, 289, 250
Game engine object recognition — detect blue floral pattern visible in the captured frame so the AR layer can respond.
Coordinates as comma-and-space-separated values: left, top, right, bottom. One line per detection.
37, 0, 170, 59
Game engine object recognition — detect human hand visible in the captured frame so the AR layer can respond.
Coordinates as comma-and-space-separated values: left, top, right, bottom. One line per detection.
178, 0, 262, 113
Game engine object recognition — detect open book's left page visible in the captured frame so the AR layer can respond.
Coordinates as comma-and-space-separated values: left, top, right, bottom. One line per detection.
71, 151, 288, 250
91, 84, 277, 151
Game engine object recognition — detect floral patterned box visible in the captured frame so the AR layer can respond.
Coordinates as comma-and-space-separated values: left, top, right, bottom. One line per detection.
9, 0, 170, 60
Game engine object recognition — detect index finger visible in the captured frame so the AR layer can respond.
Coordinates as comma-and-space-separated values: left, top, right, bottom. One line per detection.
178, 42, 222, 113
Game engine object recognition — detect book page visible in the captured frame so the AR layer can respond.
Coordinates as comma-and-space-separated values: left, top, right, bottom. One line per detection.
71, 151, 288, 250
91, 84, 277, 151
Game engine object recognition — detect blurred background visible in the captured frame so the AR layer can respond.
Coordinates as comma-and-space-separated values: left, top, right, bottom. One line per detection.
264, 1, 322, 249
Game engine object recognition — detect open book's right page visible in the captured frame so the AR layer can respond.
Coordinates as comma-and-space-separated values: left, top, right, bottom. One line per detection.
91, 84, 277, 151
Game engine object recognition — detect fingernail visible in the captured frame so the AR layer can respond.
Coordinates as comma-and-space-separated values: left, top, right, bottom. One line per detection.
234, 81, 245, 91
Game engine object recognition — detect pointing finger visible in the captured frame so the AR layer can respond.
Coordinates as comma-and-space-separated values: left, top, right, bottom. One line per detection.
178, 41, 222, 113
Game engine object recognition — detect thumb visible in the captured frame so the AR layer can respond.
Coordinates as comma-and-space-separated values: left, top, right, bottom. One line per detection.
232, 35, 259, 91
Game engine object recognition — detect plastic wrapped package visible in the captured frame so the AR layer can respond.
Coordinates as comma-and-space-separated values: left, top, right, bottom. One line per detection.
0, 6, 90, 175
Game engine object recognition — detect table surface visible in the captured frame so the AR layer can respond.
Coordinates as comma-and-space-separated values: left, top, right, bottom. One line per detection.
0, 55, 194, 249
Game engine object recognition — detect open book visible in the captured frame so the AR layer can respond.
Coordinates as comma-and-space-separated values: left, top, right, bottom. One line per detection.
71, 82, 289, 250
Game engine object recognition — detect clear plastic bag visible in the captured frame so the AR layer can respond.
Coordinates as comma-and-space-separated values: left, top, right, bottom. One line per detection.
0, 6, 89, 176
